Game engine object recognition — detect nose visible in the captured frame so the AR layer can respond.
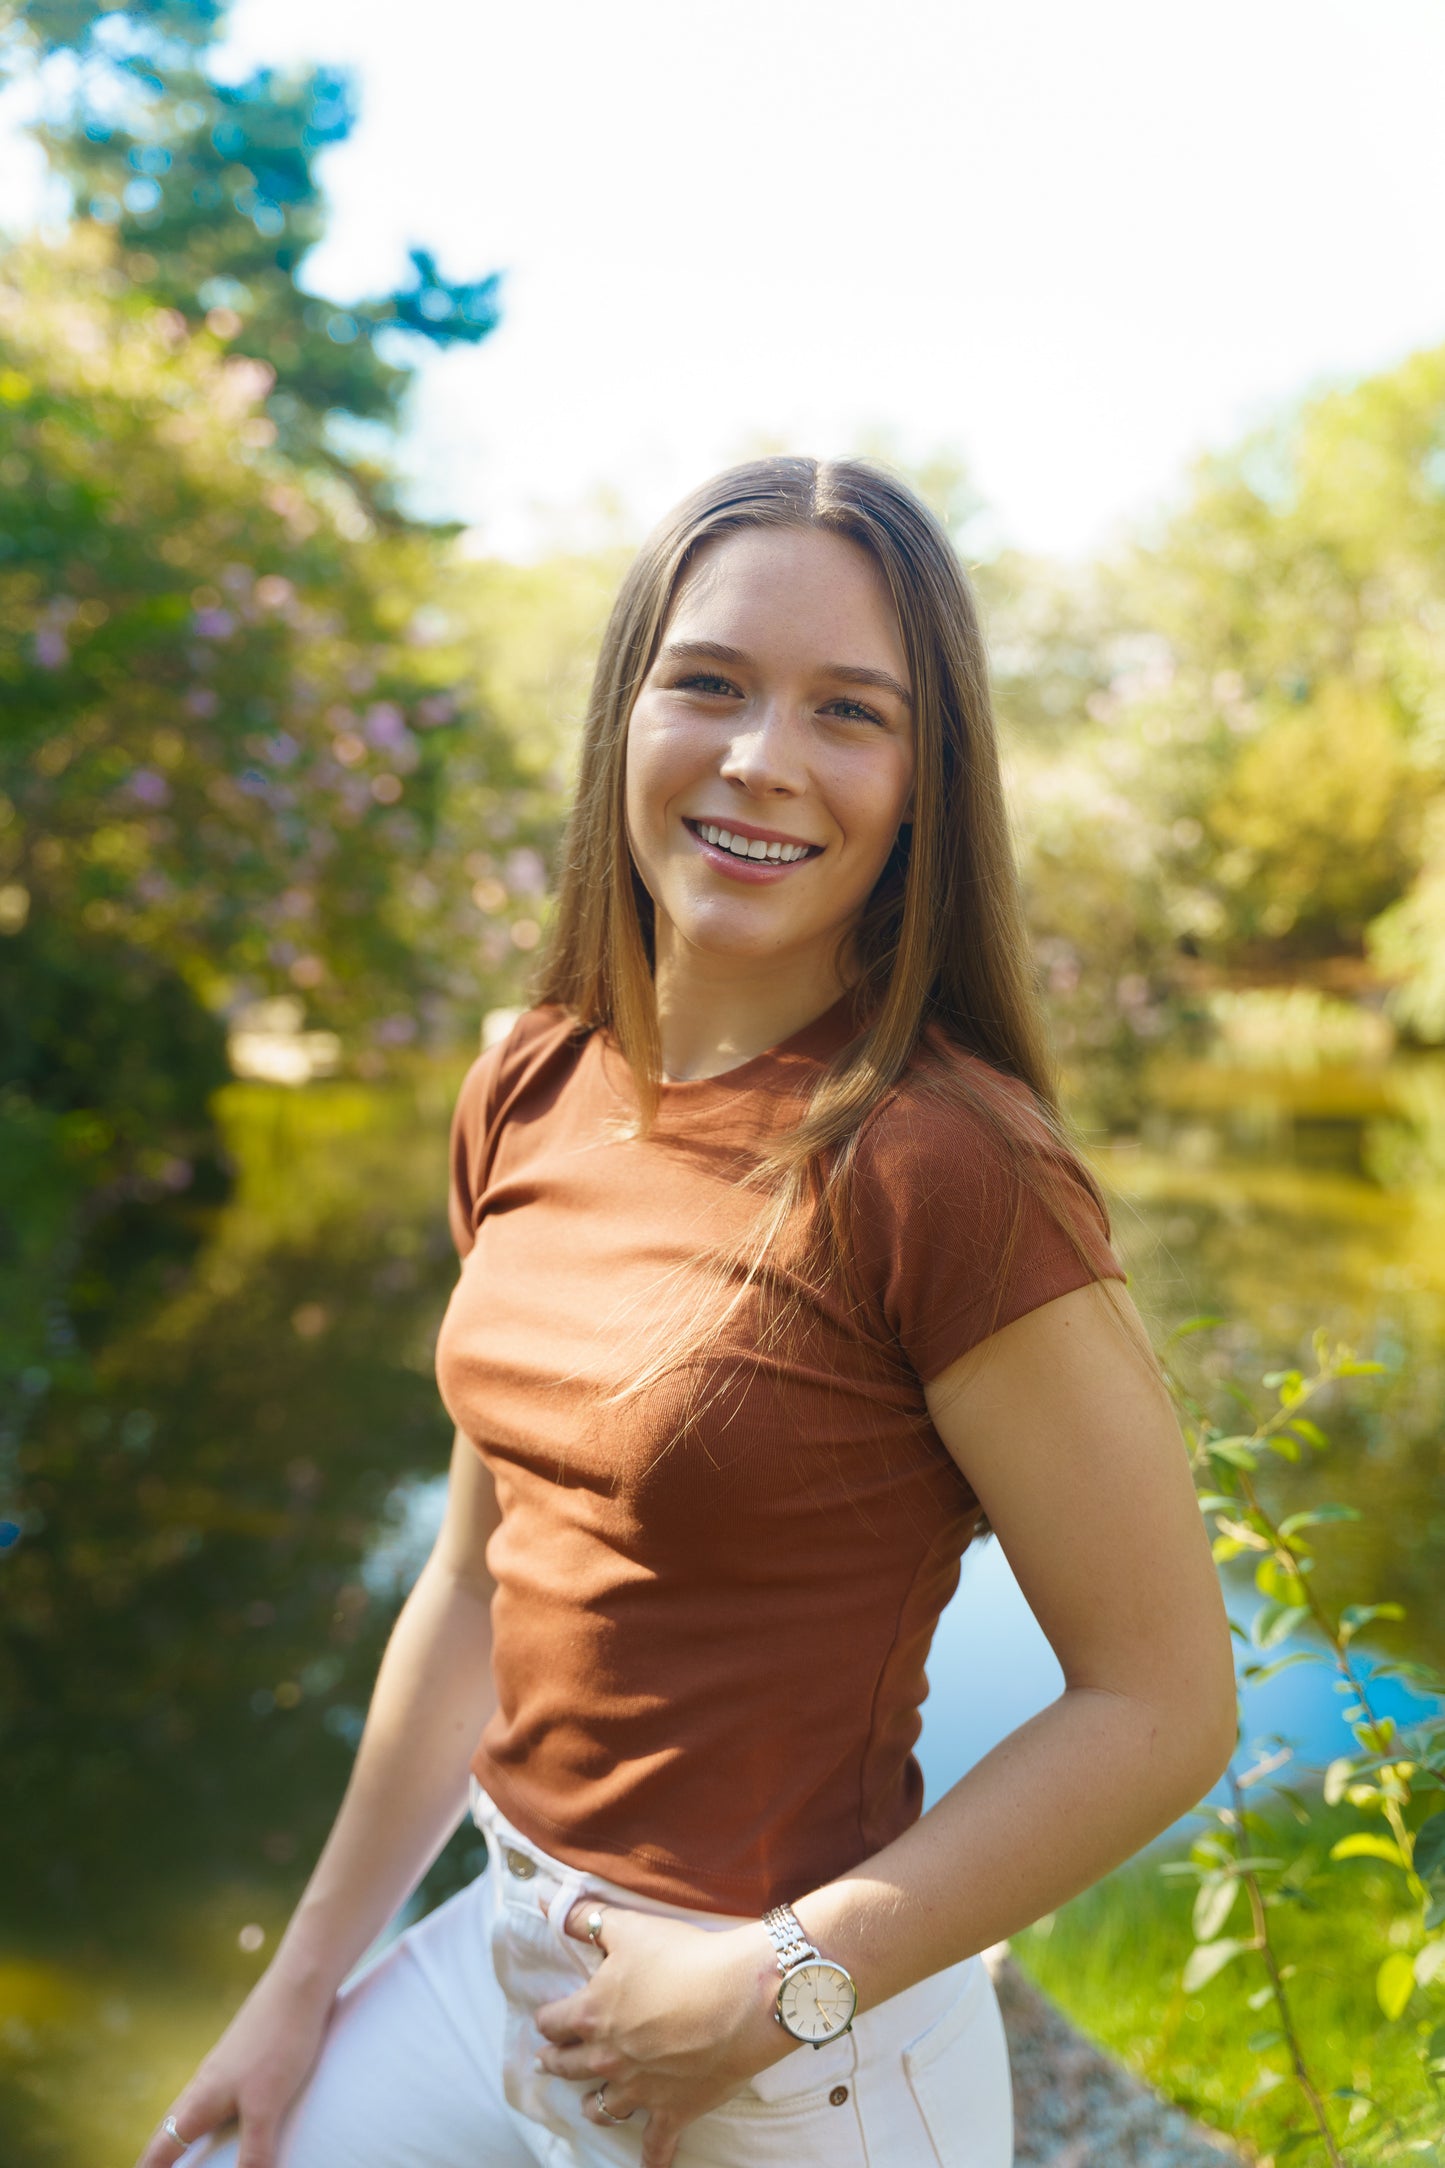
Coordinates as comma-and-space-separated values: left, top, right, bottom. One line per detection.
717, 697, 808, 798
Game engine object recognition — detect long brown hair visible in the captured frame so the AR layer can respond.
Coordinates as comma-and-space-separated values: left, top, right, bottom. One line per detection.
536, 454, 1138, 1400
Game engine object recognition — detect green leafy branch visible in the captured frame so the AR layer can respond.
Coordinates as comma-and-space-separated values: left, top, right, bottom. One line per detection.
1155, 1322, 1445, 2161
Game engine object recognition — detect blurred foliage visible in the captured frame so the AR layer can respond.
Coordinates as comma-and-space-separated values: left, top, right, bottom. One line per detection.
3, 0, 501, 495
0, 228, 536, 1044
863, 348, 1445, 1097
1094, 347, 1445, 1030
0, 4, 572, 1616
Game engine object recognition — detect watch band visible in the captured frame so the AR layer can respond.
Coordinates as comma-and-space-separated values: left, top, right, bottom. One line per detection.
762, 1902, 820, 1973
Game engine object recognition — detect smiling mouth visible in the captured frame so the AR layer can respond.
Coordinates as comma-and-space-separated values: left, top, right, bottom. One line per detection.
684, 819, 822, 865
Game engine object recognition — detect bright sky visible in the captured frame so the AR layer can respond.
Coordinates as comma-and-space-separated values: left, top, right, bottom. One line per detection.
5, 0, 1445, 560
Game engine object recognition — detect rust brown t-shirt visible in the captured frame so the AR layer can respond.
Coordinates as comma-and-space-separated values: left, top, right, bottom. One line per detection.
434, 990, 1126, 1913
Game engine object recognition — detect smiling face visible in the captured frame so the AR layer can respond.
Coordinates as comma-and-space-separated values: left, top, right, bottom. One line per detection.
624, 524, 917, 995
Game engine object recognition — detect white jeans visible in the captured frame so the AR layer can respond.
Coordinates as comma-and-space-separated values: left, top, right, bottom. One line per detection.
186, 1782, 1013, 2166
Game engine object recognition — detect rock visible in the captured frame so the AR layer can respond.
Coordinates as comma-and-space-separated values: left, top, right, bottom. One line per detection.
982, 1945, 1246, 2166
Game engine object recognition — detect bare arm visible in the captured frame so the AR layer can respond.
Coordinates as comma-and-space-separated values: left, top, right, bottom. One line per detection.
535, 1279, 1238, 2167
266, 1425, 501, 1997
138, 1428, 500, 2168
788, 1276, 1238, 2000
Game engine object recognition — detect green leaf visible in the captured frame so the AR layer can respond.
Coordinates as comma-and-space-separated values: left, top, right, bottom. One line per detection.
1412, 1813, 1445, 1882
1266, 1432, 1300, 1461
1330, 1833, 1408, 1868
1246, 2029, 1284, 2054
1376, 1949, 1415, 2021
1323, 1756, 1355, 1806
1242, 1652, 1317, 1687
1168, 1313, 1227, 1341
1285, 1416, 1328, 1448
1255, 1557, 1308, 1605
1212, 1536, 1253, 1564
1192, 1874, 1240, 1942
1208, 1439, 1260, 1471
1339, 1601, 1407, 1643
1252, 1601, 1312, 1650
1182, 1936, 1252, 1992
1278, 1504, 1360, 1536
1336, 1359, 1386, 1376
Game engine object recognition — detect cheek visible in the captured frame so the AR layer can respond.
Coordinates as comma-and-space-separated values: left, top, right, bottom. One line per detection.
838, 753, 915, 859
625, 709, 701, 828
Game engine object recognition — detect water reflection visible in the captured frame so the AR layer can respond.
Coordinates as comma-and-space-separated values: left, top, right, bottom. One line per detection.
1, 1049, 1442, 2163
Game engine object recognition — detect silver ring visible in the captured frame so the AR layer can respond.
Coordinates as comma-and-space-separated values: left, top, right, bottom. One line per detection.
585, 1905, 606, 1947
163, 2117, 188, 2149
594, 2082, 634, 2124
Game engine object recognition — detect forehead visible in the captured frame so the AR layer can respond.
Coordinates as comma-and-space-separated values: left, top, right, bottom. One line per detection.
662, 526, 909, 679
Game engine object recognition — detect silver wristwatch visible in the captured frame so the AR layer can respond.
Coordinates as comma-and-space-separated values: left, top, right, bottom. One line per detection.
761, 1903, 858, 2048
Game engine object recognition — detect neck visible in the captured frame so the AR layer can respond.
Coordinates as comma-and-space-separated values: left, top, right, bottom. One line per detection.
652, 934, 854, 1083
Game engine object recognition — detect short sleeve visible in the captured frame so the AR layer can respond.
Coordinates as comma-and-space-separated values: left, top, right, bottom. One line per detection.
447, 1041, 507, 1261
848, 1053, 1127, 1385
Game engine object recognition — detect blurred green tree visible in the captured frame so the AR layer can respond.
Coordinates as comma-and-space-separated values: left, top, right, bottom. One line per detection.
1099, 346, 1445, 1030
4, 0, 501, 499
0, 5, 549, 1472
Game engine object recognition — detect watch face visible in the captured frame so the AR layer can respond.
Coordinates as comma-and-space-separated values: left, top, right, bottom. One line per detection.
776, 1959, 857, 2044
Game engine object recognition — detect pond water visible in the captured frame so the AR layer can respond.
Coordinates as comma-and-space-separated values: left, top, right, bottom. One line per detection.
3, 1046, 1443, 2164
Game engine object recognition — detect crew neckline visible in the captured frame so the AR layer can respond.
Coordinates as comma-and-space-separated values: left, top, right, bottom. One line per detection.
596, 984, 868, 1115
658, 983, 866, 1093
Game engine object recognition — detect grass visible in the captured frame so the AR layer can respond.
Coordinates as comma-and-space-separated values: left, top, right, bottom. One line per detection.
1011, 1803, 1445, 2165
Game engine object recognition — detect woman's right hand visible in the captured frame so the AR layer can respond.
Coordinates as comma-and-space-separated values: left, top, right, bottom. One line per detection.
135, 1965, 337, 2168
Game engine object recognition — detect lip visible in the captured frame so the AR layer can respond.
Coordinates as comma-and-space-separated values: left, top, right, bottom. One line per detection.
684, 814, 821, 850
682, 816, 823, 882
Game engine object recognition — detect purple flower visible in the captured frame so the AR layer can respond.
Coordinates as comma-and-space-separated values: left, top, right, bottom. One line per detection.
504, 848, 547, 898
364, 701, 407, 749
192, 608, 236, 639
34, 629, 68, 669
130, 769, 171, 807
372, 1013, 418, 1046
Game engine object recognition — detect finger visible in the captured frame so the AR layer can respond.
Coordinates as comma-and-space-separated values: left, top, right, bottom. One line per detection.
534, 1992, 592, 2044
583, 2086, 643, 2129
136, 2083, 229, 2168
535, 2041, 623, 2081
640, 2110, 683, 2166
563, 1897, 609, 1947
236, 2110, 282, 2168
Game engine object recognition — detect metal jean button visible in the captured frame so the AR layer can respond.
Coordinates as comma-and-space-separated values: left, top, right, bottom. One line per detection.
504, 1846, 537, 1880
829, 2085, 849, 2106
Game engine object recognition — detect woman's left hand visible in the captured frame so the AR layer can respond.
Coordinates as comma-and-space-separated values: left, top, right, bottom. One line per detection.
534, 1899, 788, 2166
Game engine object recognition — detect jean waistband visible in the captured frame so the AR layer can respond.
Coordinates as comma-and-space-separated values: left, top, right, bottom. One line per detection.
466, 1776, 988, 2089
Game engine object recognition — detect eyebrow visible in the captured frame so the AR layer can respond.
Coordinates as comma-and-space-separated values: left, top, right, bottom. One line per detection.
660, 638, 914, 712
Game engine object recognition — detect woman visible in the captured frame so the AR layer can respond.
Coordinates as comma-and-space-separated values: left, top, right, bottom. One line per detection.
143, 456, 1236, 2168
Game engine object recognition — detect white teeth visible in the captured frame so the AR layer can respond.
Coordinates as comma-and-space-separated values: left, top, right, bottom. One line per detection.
695, 821, 813, 863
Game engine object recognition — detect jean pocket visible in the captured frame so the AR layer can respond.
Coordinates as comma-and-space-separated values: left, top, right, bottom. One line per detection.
902, 1958, 1013, 2168
681, 2064, 867, 2168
